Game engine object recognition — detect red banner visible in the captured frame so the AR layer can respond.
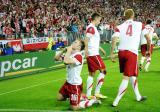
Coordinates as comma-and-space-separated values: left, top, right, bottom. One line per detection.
0, 39, 23, 52
22, 37, 49, 51
10, 39, 23, 52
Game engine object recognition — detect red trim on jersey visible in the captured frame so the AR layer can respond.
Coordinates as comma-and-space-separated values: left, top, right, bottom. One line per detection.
86, 27, 95, 35
142, 24, 145, 30
74, 54, 82, 64
115, 28, 120, 32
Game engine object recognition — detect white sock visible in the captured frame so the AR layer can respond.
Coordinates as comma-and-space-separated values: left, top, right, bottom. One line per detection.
140, 56, 146, 65
113, 79, 129, 106
86, 76, 93, 97
80, 94, 88, 101
79, 99, 96, 108
130, 76, 141, 101
145, 57, 151, 71
95, 73, 105, 94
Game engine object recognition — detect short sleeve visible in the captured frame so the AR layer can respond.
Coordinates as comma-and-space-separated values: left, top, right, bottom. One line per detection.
112, 27, 120, 38
142, 24, 145, 30
73, 54, 82, 65
142, 28, 149, 36
86, 27, 95, 35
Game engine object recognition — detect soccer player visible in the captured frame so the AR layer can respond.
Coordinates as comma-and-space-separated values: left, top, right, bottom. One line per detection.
55, 40, 101, 111
110, 9, 150, 107
85, 13, 107, 99
140, 19, 159, 72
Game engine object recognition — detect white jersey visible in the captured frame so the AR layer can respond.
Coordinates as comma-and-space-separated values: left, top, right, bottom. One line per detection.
141, 25, 156, 45
66, 52, 83, 85
112, 19, 143, 55
86, 23, 100, 56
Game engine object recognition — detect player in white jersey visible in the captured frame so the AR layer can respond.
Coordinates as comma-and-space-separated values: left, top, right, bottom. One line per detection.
140, 19, 159, 72
85, 13, 107, 99
110, 9, 150, 107
55, 40, 101, 111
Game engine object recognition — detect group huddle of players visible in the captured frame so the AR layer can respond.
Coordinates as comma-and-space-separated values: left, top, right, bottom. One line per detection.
54, 9, 159, 110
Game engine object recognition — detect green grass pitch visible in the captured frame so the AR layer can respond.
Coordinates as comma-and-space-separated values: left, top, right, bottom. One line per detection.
0, 50, 160, 112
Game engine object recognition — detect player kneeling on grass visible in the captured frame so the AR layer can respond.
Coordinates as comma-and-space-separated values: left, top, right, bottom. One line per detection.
54, 39, 101, 111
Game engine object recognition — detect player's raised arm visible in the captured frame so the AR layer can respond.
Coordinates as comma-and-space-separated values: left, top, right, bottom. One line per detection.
64, 40, 84, 65
54, 48, 67, 61
64, 46, 76, 64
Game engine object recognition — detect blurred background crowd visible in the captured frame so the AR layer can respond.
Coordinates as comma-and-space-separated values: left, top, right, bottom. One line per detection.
0, 0, 159, 56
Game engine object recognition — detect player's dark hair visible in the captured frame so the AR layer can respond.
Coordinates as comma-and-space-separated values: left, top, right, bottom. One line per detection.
146, 19, 152, 25
91, 13, 101, 21
79, 40, 85, 51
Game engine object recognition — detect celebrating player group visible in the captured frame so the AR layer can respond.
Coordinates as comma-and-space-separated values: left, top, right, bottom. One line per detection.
55, 8, 159, 110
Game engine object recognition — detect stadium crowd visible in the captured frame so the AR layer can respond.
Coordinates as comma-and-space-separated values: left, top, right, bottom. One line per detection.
0, 0, 160, 56
0, 0, 160, 39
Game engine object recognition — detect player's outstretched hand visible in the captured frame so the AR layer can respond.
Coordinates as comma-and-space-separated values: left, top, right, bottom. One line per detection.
110, 53, 116, 63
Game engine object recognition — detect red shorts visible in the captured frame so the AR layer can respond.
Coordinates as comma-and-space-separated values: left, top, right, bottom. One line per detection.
118, 50, 138, 77
59, 81, 83, 106
141, 44, 154, 57
87, 55, 106, 72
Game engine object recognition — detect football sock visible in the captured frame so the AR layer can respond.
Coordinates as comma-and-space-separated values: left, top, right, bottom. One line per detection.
95, 73, 105, 94
113, 79, 129, 106
130, 76, 141, 101
145, 57, 151, 71
87, 76, 94, 97
140, 56, 146, 65
79, 99, 96, 108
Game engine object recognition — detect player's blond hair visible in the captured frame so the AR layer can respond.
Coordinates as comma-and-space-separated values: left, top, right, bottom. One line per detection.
124, 9, 135, 20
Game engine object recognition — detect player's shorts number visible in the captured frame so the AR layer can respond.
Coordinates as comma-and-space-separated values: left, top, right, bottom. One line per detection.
71, 94, 78, 101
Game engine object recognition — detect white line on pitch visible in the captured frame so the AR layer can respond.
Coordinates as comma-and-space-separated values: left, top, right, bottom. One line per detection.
0, 65, 119, 96
0, 109, 72, 112
0, 78, 64, 96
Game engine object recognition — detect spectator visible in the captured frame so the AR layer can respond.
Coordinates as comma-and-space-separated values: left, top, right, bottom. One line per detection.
0, 44, 3, 56
52, 38, 65, 50
3, 42, 14, 55
47, 36, 54, 50
0, 0, 159, 40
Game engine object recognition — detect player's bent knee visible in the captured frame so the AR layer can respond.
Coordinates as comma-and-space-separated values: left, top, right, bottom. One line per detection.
57, 93, 65, 101
89, 72, 95, 77
123, 75, 130, 80
100, 69, 107, 75
71, 105, 79, 111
